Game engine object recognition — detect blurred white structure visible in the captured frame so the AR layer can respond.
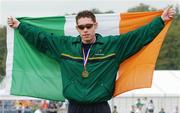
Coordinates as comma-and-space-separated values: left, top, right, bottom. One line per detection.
110, 71, 180, 113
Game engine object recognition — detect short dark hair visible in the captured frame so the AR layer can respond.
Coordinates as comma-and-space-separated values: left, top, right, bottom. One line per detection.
76, 10, 96, 24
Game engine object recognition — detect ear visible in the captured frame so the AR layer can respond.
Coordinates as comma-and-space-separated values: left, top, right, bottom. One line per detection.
76, 26, 80, 32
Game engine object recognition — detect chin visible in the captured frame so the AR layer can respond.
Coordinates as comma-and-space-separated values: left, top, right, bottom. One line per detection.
83, 37, 91, 41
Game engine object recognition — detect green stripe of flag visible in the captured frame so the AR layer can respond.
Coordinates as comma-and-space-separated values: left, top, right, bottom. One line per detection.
11, 16, 66, 101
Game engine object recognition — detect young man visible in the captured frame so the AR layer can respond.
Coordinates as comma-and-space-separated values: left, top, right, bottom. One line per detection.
8, 8, 174, 113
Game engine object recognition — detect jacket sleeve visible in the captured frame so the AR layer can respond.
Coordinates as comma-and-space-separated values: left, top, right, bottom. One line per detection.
113, 16, 165, 63
18, 22, 66, 60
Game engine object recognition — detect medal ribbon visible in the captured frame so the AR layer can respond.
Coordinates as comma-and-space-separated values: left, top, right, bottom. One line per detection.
82, 37, 96, 72
82, 44, 93, 70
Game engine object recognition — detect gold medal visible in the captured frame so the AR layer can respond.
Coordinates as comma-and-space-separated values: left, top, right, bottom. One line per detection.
82, 39, 95, 78
82, 70, 89, 78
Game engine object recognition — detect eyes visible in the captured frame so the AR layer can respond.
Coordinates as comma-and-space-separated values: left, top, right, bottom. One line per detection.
77, 24, 94, 30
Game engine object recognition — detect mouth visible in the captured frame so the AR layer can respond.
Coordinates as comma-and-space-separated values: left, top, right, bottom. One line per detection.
82, 34, 90, 37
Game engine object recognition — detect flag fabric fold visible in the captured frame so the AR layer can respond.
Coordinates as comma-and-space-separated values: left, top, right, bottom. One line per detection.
0, 11, 171, 100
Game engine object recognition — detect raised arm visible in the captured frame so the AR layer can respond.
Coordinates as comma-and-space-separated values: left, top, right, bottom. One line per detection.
114, 7, 175, 63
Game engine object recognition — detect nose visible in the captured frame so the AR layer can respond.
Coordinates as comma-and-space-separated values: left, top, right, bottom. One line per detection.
83, 27, 88, 32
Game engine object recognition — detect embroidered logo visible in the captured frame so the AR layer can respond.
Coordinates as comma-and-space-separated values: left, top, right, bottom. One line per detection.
94, 49, 104, 56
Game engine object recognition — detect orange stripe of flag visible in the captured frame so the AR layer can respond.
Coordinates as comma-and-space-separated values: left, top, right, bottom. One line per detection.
114, 11, 172, 96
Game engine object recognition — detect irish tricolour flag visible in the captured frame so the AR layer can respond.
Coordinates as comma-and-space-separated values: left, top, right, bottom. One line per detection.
0, 11, 171, 101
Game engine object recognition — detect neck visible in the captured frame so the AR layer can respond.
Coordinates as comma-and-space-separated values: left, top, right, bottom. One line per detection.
82, 36, 96, 44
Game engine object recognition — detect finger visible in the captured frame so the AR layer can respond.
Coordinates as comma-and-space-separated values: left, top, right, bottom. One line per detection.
7, 18, 12, 22
165, 6, 173, 13
163, 7, 170, 14
7, 19, 12, 24
7, 19, 11, 23
7, 17, 11, 19
7, 21, 13, 26
169, 9, 175, 13
7, 17, 13, 23
168, 10, 175, 13
168, 13, 174, 18
7, 16, 13, 21
168, 15, 174, 18
8, 21, 13, 25
7, 19, 13, 27
168, 11, 175, 16
170, 11, 175, 14
7, 21, 12, 24
169, 10, 175, 14
167, 9, 175, 17
169, 8, 175, 12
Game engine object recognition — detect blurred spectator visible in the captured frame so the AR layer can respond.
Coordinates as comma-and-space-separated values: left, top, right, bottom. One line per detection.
24, 106, 31, 113
136, 98, 143, 109
142, 97, 148, 113
135, 106, 142, 113
0, 100, 2, 112
41, 100, 49, 109
65, 100, 69, 109
48, 102, 57, 113
135, 98, 143, 113
56, 102, 63, 108
56, 102, 63, 113
18, 102, 23, 113
130, 105, 135, 113
34, 103, 43, 113
14, 100, 20, 110
173, 106, 179, 113
112, 105, 118, 113
31, 101, 40, 113
147, 100, 154, 113
159, 108, 165, 113
41, 100, 49, 113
